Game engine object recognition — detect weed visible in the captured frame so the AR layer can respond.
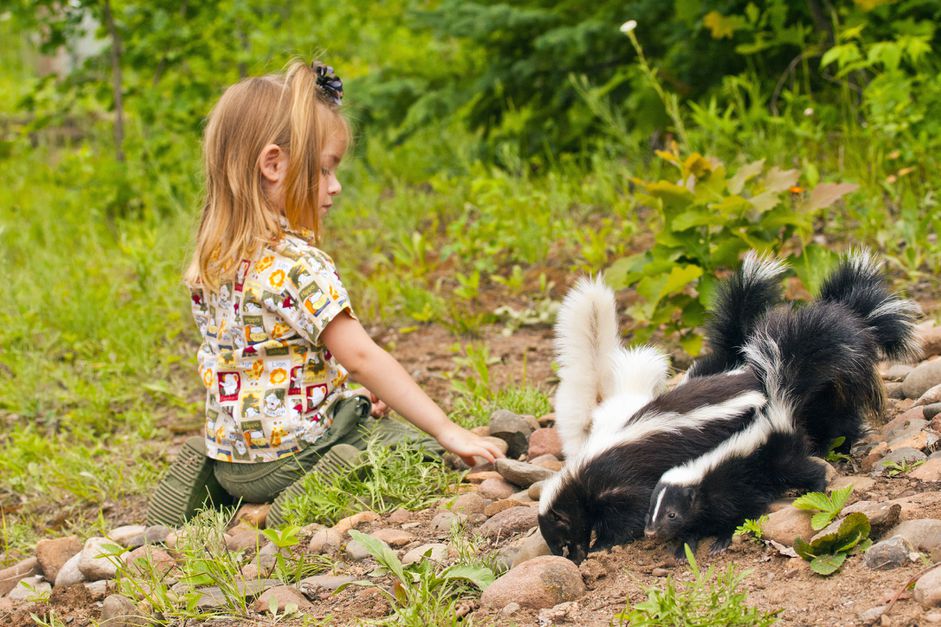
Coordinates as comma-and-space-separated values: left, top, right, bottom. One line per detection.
343, 529, 496, 626
825, 436, 852, 465
882, 459, 926, 478
794, 513, 872, 576
260, 525, 334, 583
614, 544, 779, 625
792, 485, 854, 531
733, 515, 768, 543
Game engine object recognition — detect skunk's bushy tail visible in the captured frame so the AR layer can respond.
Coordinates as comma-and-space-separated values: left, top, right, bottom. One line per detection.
688, 251, 786, 378
817, 250, 922, 362
743, 251, 920, 454
554, 277, 622, 459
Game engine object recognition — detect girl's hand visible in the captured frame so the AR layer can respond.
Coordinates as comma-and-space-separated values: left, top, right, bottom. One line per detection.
354, 388, 390, 417
434, 423, 505, 467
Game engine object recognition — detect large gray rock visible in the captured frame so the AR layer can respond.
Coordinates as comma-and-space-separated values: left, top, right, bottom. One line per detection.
511, 531, 552, 567
108, 525, 148, 547
903, 359, 941, 400
431, 511, 467, 534
7, 576, 51, 602
910, 458, 941, 482
915, 565, 941, 608
451, 492, 490, 516
879, 447, 928, 470
478, 506, 538, 540
54, 552, 86, 588
402, 543, 448, 566
842, 501, 902, 533
78, 537, 124, 581
864, 536, 916, 570
100, 594, 148, 626
481, 555, 585, 609
495, 458, 555, 488
885, 519, 941, 552
478, 478, 517, 500
489, 410, 535, 458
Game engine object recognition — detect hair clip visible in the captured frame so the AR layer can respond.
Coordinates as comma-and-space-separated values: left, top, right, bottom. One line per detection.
313, 62, 343, 105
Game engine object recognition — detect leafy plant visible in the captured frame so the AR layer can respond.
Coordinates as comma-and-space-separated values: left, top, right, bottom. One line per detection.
825, 436, 852, 464
615, 544, 779, 626
793, 513, 872, 576
881, 458, 926, 478
260, 525, 333, 583
792, 486, 854, 531
343, 529, 496, 626
733, 515, 768, 543
606, 148, 857, 349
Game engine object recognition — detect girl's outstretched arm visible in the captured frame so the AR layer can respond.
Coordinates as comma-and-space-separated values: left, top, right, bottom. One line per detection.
321, 311, 505, 466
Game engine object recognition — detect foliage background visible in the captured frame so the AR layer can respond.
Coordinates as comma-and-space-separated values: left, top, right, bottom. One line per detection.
1, 0, 940, 552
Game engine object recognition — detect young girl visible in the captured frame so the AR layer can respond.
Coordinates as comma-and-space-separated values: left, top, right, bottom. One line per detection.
148, 60, 503, 529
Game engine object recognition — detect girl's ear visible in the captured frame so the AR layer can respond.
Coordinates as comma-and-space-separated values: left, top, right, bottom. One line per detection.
258, 144, 285, 183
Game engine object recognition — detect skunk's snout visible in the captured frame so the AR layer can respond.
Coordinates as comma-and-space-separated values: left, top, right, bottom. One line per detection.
644, 526, 657, 539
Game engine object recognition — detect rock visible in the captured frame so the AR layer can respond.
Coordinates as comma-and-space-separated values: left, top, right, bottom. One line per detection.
652, 567, 671, 577
308, 528, 343, 553
879, 447, 928, 470
7, 576, 51, 602
120, 525, 171, 549
495, 458, 555, 488
528, 428, 562, 459
920, 323, 941, 357
903, 359, 941, 400
762, 506, 815, 546
108, 525, 148, 547
195, 579, 280, 609
299, 574, 357, 595
889, 429, 939, 453
918, 384, 941, 407
829, 476, 876, 493
926, 403, 941, 419
528, 481, 545, 500
465, 470, 503, 484
810, 457, 838, 483
387, 509, 411, 524
531, 458, 563, 472
915, 565, 941, 608
452, 492, 490, 516
859, 605, 887, 625
235, 503, 272, 528
843, 501, 902, 533
402, 543, 449, 566
478, 506, 539, 540
501, 601, 522, 616
538, 600, 581, 624
862, 442, 890, 471
538, 413, 556, 426
100, 594, 147, 626
0, 556, 40, 597
481, 556, 585, 609
54, 552, 85, 588
489, 410, 535, 458
885, 519, 941, 552
478, 478, 517, 500
225, 525, 263, 552
35, 535, 82, 582
883, 364, 914, 381
78, 537, 123, 581
864, 536, 916, 570
431, 511, 467, 534
510, 490, 535, 503
911, 458, 941, 482
84, 580, 108, 600
886, 382, 905, 400
122, 546, 176, 577
253, 585, 312, 612
927, 611, 941, 623
370, 528, 415, 547
511, 531, 552, 567
332, 511, 380, 534
485, 499, 526, 518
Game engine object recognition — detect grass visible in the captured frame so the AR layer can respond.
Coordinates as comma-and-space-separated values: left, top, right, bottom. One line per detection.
281, 436, 465, 527
615, 545, 779, 626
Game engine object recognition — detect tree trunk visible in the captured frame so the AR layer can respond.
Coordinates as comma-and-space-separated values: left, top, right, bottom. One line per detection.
102, 0, 125, 163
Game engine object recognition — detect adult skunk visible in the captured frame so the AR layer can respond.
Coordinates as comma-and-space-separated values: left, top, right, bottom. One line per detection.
644, 251, 921, 554
552, 276, 671, 461
539, 260, 783, 563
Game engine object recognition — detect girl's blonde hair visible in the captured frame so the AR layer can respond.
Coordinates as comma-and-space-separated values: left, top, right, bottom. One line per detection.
185, 60, 350, 289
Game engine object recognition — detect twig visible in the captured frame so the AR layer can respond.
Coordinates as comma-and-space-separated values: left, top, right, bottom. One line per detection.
883, 560, 940, 616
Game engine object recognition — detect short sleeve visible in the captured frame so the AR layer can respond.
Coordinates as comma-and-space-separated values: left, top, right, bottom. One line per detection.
278, 249, 355, 344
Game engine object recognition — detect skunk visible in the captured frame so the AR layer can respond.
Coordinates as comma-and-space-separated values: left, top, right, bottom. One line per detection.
539, 258, 786, 563
552, 276, 671, 461
644, 251, 921, 554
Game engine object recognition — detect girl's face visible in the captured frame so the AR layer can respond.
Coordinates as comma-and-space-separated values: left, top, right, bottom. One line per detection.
318, 133, 344, 219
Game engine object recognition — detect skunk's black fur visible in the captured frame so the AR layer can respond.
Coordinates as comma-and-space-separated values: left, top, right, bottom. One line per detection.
643, 251, 921, 554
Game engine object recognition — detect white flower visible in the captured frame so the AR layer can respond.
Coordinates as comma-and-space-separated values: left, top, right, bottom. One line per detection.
620, 20, 637, 34
803, 107, 814, 117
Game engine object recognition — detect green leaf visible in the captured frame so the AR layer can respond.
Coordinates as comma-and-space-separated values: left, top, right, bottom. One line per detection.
439, 564, 496, 590
606, 253, 648, 289
661, 264, 703, 297
672, 207, 714, 231
637, 273, 670, 309
811, 511, 832, 531
793, 537, 816, 560
792, 492, 832, 512
810, 552, 846, 576
680, 333, 704, 356
703, 11, 748, 39
761, 167, 800, 194
749, 191, 782, 213
728, 159, 765, 195
830, 486, 854, 512
348, 530, 406, 586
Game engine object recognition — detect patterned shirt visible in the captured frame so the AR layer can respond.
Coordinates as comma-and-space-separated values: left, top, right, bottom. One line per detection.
191, 231, 356, 462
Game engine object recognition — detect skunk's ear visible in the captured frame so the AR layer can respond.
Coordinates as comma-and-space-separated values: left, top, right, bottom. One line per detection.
684, 486, 698, 508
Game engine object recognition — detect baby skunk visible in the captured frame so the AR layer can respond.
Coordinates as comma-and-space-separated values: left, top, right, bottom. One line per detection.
644, 251, 921, 554
552, 276, 671, 461
539, 262, 783, 564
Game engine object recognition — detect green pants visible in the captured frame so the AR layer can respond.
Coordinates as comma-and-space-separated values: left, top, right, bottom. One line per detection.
147, 396, 442, 528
